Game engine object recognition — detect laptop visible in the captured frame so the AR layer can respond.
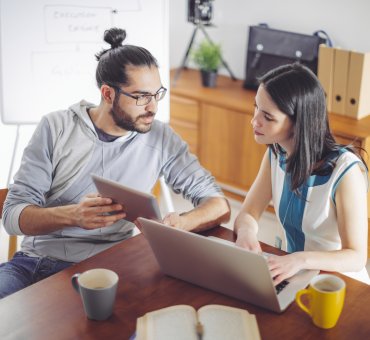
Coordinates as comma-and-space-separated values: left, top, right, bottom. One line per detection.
138, 217, 319, 313
92, 175, 161, 222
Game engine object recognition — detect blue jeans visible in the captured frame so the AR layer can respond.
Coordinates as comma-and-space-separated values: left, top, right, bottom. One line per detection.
0, 252, 73, 299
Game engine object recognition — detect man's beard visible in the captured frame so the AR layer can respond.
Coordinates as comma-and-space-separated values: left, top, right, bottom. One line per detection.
110, 98, 154, 133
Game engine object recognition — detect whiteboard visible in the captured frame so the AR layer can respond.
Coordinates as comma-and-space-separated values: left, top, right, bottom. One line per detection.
0, 0, 169, 124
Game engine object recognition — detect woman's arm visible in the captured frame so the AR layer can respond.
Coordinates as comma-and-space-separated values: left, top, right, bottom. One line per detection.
268, 163, 368, 284
234, 150, 272, 252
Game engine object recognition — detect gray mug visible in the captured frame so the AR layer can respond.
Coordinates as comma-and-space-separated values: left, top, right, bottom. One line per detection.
71, 268, 119, 321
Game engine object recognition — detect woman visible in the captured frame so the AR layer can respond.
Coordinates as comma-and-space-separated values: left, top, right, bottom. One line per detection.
234, 63, 368, 285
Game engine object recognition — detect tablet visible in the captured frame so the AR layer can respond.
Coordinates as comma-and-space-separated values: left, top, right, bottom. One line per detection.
91, 174, 162, 222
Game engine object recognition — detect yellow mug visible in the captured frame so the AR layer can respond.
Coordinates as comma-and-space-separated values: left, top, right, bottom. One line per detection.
295, 274, 345, 329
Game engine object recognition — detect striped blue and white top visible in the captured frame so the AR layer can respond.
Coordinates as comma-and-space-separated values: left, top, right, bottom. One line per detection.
271, 149, 367, 253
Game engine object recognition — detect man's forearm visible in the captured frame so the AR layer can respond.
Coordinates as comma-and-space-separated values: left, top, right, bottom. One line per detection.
19, 204, 77, 235
18, 195, 126, 236
182, 197, 231, 232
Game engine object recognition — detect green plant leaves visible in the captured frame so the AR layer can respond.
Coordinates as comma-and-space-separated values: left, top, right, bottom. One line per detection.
191, 40, 222, 72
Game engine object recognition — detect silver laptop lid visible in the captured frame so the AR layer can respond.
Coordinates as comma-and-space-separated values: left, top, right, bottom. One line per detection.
139, 217, 285, 312
139, 217, 318, 313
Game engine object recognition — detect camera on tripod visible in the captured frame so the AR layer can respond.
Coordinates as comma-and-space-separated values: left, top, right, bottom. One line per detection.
187, 0, 214, 25
173, 0, 235, 84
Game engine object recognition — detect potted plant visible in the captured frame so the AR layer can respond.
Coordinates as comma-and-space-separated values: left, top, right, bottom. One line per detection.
192, 40, 222, 88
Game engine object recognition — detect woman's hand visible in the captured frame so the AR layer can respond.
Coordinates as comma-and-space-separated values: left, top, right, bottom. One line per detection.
267, 252, 305, 285
235, 227, 262, 253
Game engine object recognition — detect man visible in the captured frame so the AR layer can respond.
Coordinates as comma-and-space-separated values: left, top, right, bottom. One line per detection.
0, 28, 230, 298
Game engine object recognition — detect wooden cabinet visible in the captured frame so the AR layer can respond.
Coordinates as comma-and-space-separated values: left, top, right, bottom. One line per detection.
170, 94, 199, 155
170, 69, 370, 255
200, 104, 266, 190
170, 69, 260, 196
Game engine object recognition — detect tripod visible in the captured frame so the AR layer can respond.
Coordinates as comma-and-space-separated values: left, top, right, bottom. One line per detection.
173, 22, 237, 85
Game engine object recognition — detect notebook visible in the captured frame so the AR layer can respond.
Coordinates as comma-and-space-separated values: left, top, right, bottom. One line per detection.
92, 175, 161, 222
138, 217, 319, 313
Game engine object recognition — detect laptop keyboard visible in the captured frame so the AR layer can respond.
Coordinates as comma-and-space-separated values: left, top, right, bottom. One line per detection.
275, 280, 289, 294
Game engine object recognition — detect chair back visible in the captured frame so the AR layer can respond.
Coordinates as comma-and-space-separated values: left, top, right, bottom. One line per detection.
0, 188, 17, 259
0, 188, 7, 216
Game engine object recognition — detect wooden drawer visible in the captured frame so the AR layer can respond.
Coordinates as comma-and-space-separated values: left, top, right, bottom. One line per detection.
170, 119, 198, 155
170, 95, 199, 123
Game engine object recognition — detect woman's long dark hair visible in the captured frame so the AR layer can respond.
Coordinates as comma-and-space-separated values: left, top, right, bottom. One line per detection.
259, 63, 366, 192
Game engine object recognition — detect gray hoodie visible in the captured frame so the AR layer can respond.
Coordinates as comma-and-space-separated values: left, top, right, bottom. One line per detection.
3, 100, 223, 262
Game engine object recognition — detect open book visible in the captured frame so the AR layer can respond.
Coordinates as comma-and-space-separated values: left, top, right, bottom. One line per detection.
136, 304, 261, 340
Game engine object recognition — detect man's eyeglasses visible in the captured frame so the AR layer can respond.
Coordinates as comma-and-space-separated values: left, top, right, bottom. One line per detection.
112, 86, 167, 106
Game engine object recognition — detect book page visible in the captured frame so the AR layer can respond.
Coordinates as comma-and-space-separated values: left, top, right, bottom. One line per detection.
198, 305, 261, 340
144, 305, 198, 340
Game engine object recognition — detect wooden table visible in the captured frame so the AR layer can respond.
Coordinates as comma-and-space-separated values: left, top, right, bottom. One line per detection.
0, 227, 369, 339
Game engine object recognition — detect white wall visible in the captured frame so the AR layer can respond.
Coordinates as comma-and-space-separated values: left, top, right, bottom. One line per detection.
170, 0, 370, 80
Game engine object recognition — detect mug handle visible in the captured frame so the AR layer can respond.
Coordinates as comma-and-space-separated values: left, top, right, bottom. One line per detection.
71, 273, 81, 293
295, 289, 312, 316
